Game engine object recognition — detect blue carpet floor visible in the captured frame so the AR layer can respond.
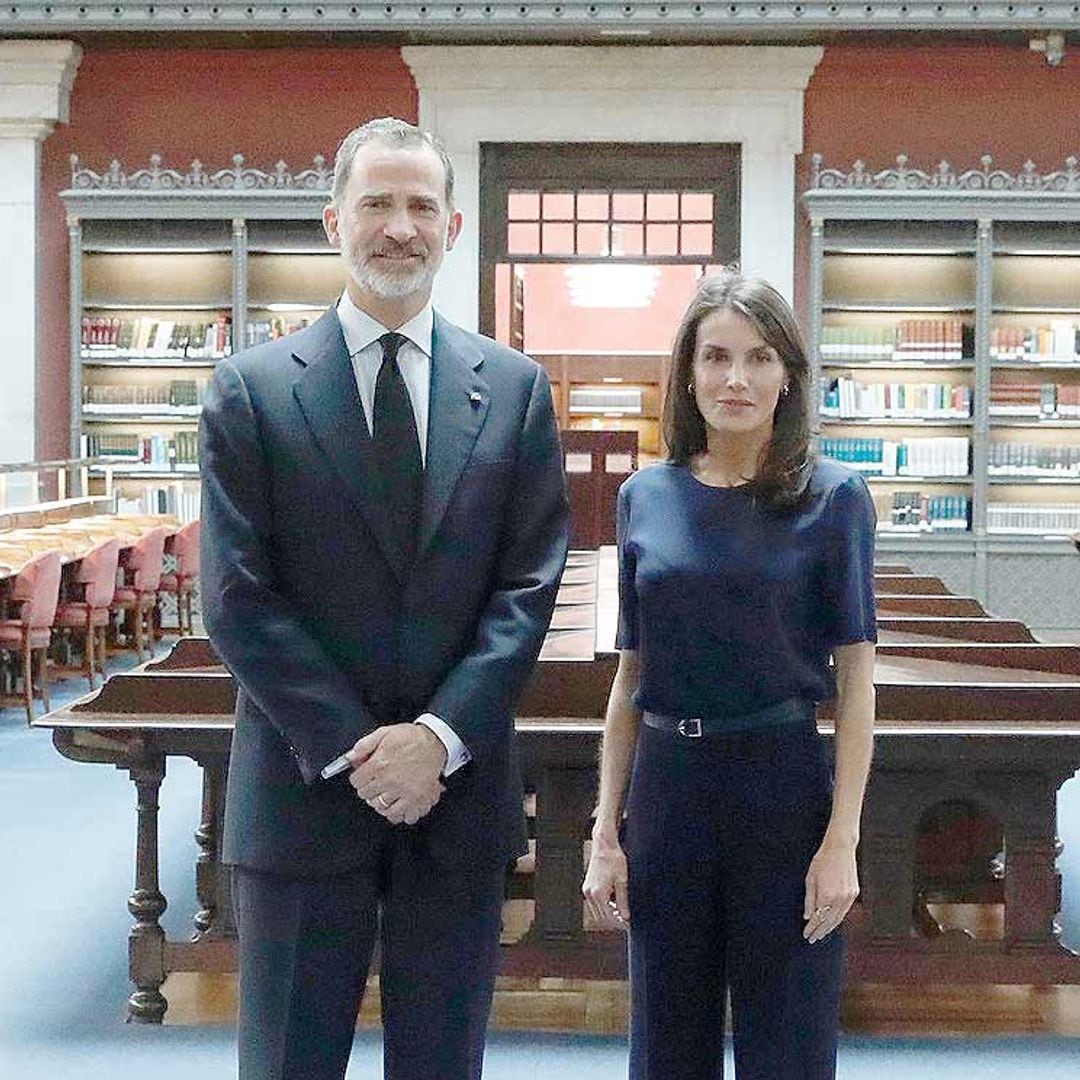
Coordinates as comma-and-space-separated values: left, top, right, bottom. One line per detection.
1, 660, 1079, 1078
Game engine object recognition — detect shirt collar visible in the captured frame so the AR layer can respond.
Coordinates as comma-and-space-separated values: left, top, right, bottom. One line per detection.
336, 291, 434, 359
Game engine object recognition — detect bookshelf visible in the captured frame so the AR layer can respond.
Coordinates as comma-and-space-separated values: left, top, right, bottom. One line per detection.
533, 353, 668, 461
63, 156, 338, 523
803, 156, 1080, 627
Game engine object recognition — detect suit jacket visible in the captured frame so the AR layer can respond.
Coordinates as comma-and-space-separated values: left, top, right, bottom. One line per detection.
199, 309, 569, 876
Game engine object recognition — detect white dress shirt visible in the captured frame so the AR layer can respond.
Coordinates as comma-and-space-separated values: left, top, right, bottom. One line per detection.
336, 291, 471, 777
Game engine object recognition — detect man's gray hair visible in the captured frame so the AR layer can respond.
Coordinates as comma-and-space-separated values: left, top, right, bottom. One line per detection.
331, 117, 455, 209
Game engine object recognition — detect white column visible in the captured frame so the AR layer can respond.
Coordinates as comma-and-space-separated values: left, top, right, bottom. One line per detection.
404, 46, 823, 330
0, 40, 82, 464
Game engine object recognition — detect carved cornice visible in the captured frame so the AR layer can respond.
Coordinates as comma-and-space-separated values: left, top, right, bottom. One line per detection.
3, 0, 1080, 35
809, 154, 1080, 193
68, 153, 333, 191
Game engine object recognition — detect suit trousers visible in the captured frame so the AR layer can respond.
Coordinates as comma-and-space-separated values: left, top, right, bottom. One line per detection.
623, 714, 843, 1080
233, 828, 506, 1080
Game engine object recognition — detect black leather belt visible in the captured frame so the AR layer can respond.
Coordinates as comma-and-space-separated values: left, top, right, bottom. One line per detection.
642, 697, 815, 738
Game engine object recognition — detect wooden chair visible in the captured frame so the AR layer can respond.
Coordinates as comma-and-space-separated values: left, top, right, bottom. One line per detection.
111, 527, 167, 662
54, 537, 120, 690
0, 550, 63, 722
157, 520, 200, 637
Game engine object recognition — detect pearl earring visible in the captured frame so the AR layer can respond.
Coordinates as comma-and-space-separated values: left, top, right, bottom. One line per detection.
687, 382, 695, 394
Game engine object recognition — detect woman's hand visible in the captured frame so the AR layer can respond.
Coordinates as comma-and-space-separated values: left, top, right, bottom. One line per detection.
582, 834, 631, 931
803, 837, 859, 944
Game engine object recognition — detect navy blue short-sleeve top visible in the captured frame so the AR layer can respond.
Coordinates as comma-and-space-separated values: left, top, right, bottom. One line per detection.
615, 459, 877, 720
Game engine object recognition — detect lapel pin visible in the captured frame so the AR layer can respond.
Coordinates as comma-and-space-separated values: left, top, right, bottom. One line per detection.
469, 391, 483, 405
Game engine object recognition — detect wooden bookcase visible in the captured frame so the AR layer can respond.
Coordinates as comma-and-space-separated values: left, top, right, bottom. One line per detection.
62, 157, 341, 524
803, 157, 1080, 628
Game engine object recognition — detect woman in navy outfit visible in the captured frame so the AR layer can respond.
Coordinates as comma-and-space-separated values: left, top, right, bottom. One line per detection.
582, 270, 877, 1079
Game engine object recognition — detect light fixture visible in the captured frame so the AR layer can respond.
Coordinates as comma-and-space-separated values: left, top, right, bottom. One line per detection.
1030, 32, 1066, 66
564, 265, 661, 309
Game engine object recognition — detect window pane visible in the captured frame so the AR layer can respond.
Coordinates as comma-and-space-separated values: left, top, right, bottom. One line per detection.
646, 223, 679, 256
507, 222, 540, 255
680, 192, 714, 221
680, 223, 714, 256
613, 222, 644, 257
576, 222, 610, 256
507, 192, 540, 220
542, 222, 575, 255
542, 192, 575, 220
646, 192, 679, 221
577, 192, 610, 221
612, 192, 644, 221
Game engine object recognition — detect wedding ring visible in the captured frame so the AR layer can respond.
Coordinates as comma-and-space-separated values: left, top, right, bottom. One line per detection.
376, 793, 390, 809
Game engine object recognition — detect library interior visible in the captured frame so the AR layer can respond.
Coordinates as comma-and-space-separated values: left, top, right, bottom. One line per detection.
2, 14, 1080, 1080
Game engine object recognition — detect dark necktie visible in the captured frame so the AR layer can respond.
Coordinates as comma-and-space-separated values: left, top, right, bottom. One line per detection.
373, 331, 423, 566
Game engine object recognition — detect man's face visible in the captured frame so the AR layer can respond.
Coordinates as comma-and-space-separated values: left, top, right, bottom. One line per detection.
323, 141, 462, 305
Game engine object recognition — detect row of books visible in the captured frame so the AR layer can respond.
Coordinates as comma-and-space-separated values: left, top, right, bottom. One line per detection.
821, 377, 972, 420
116, 485, 201, 525
82, 380, 208, 413
245, 315, 318, 348
820, 320, 970, 363
821, 437, 970, 477
990, 324, 1080, 363
986, 503, 1080, 535
885, 492, 971, 532
82, 315, 231, 358
81, 431, 199, 468
989, 381, 1080, 418
988, 442, 1080, 476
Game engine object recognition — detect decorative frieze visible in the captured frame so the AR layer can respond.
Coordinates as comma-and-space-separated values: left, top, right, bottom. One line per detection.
811, 154, 1080, 193
69, 153, 333, 192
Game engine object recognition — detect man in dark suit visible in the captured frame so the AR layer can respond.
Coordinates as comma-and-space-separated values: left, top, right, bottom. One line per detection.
199, 117, 569, 1080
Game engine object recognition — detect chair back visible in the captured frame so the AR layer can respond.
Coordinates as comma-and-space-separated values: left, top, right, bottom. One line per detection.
126, 527, 167, 593
165, 519, 201, 578
77, 537, 121, 608
10, 550, 63, 629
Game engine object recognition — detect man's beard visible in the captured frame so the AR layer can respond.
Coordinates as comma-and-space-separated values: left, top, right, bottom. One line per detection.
345, 243, 438, 301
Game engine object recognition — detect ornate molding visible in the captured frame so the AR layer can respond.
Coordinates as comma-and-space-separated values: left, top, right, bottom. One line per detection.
809, 154, 1080, 193
3, 1, 1080, 34
68, 153, 333, 192
0, 40, 82, 129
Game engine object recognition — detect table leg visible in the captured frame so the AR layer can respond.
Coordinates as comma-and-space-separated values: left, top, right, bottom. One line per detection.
193, 757, 234, 938
126, 757, 168, 1023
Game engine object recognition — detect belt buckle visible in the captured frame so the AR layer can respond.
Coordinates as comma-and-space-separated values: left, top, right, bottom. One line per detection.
676, 717, 703, 739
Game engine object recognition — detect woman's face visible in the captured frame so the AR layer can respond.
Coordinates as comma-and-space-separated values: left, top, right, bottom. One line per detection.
691, 308, 788, 445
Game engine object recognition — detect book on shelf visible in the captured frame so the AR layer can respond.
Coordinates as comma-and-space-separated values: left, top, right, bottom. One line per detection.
987, 502, 1080, 535
821, 376, 971, 420
820, 320, 971, 364
989, 380, 1080, 419
80, 430, 199, 470
821, 436, 970, 477
568, 387, 644, 415
885, 491, 970, 533
990, 322, 1080, 363
988, 441, 1080, 477
116, 484, 201, 524
81, 313, 231, 359
245, 313, 320, 349
82, 379, 208, 415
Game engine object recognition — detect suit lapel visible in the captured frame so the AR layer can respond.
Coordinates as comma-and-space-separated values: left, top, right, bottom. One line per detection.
291, 310, 409, 583
419, 314, 490, 559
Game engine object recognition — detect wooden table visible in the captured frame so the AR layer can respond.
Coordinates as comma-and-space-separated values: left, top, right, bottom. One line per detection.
31, 561, 1080, 1022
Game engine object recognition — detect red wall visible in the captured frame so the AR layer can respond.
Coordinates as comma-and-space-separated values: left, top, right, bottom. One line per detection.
38, 40, 1080, 456
38, 45, 416, 458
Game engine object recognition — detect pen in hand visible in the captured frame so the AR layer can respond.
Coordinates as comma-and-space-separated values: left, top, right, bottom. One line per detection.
320, 753, 353, 780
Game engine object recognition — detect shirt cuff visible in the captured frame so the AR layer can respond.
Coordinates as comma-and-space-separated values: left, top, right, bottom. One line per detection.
414, 713, 471, 776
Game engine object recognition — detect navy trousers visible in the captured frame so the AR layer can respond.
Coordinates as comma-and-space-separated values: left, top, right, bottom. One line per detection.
624, 715, 843, 1080
233, 831, 505, 1080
